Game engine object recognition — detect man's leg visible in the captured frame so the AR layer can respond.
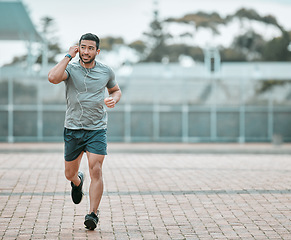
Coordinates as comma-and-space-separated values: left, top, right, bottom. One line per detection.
64, 152, 84, 186
86, 152, 105, 214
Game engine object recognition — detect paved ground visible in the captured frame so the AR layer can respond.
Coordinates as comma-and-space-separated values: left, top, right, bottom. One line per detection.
0, 143, 291, 239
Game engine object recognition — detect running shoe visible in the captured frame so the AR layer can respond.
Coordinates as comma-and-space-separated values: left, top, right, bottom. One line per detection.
71, 171, 84, 204
84, 211, 99, 230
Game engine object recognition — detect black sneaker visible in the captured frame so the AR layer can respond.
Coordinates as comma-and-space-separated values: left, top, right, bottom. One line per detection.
84, 211, 99, 230
71, 171, 84, 204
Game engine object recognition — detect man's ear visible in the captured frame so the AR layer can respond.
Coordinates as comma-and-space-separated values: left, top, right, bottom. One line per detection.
97, 49, 101, 55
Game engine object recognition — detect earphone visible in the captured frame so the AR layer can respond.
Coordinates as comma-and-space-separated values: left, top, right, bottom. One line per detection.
76, 59, 90, 128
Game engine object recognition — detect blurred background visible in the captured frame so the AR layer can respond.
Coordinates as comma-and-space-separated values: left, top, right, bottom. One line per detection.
0, 0, 290, 143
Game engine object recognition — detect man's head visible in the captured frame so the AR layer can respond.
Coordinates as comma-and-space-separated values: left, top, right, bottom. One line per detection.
78, 33, 100, 64
79, 33, 100, 49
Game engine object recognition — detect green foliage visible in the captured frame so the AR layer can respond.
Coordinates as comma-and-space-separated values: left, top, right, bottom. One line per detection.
227, 8, 283, 30
256, 80, 291, 93
233, 31, 265, 50
220, 48, 247, 62
229, 8, 261, 21
100, 37, 124, 51
6, 8, 291, 65
143, 16, 170, 62
39, 16, 62, 63
165, 12, 224, 34
5, 56, 26, 66
166, 45, 204, 62
128, 40, 146, 53
154, 7, 290, 63
231, 31, 266, 61
262, 31, 291, 61
143, 41, 168, 62
36, 42, 62, 64
6, 16, 62, 65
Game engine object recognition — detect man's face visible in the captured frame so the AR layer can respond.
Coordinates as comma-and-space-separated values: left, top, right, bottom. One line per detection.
79, 40, 100, 64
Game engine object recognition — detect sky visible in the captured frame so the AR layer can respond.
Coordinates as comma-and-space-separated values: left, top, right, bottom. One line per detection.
1, 0, 291, 66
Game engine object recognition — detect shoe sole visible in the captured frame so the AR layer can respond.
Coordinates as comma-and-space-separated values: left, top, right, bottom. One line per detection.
72, 193, 83, 204
84, 219, 97, 230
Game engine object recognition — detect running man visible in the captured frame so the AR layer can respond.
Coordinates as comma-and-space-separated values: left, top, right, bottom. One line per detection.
48, 33, 122, 230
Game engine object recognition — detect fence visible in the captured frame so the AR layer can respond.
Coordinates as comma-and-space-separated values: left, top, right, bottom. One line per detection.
0, 73, 290, 143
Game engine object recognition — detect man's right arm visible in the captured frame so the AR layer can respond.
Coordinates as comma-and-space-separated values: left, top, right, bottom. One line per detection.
48, 57, 70, 84
48, 45, 79, 84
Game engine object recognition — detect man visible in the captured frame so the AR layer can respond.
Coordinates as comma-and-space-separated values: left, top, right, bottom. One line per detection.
48, 33, 121, 230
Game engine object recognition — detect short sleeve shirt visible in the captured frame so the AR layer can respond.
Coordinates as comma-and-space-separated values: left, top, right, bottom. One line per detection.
64, 60, 117, 130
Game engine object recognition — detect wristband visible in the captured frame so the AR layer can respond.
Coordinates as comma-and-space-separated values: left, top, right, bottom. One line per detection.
65, 54, 72, 61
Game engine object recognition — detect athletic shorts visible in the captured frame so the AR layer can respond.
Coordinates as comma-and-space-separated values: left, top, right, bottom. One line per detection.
64, 128, 107, 161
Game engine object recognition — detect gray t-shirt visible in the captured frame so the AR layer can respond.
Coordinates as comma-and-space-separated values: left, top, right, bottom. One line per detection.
64, 60, 117, 130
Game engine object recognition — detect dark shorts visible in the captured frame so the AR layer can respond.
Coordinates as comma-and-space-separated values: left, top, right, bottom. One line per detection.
64, 128, 107, 161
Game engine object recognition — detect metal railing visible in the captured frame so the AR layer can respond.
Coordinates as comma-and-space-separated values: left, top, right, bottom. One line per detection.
0, 76, 290, 143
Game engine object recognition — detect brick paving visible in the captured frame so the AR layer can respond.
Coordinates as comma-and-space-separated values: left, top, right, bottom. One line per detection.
0, 144, 291, 239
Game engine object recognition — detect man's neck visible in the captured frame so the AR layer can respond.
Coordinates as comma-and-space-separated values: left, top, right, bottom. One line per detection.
80, 60, 95, 69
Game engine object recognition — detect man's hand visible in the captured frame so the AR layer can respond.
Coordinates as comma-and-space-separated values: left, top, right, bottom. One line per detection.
104, 97, 116, 108
68, 45, 79, 58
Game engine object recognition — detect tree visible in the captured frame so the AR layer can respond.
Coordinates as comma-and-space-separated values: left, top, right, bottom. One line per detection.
6, 16, 62, 65
142, 3, 170, 62
129, 40, 146, 54
37, 16, 62, 64
232, 31, 266, 61
166, 44, 204, 62
262, 31, 291, 61
100, 37, 124, 51
220, 48, 247, 62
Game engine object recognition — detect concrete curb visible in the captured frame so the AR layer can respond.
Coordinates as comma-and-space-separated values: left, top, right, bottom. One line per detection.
0, 142, 290, 154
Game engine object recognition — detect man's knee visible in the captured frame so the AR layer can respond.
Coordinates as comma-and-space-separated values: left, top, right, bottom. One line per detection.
87, 153, 104, 180
89, 164, 102, 180
65, 168, 78, 181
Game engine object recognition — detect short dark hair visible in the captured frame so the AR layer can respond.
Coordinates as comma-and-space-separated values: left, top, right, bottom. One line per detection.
79, 33, 100, 49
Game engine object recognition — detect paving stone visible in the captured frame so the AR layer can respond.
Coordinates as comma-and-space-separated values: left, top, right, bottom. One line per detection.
0, 145, 291, 239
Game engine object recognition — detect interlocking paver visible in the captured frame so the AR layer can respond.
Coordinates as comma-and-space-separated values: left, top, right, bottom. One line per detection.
0, 144, 291, 239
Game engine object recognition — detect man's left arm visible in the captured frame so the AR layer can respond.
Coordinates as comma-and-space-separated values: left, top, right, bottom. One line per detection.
104, 84, 122, 108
